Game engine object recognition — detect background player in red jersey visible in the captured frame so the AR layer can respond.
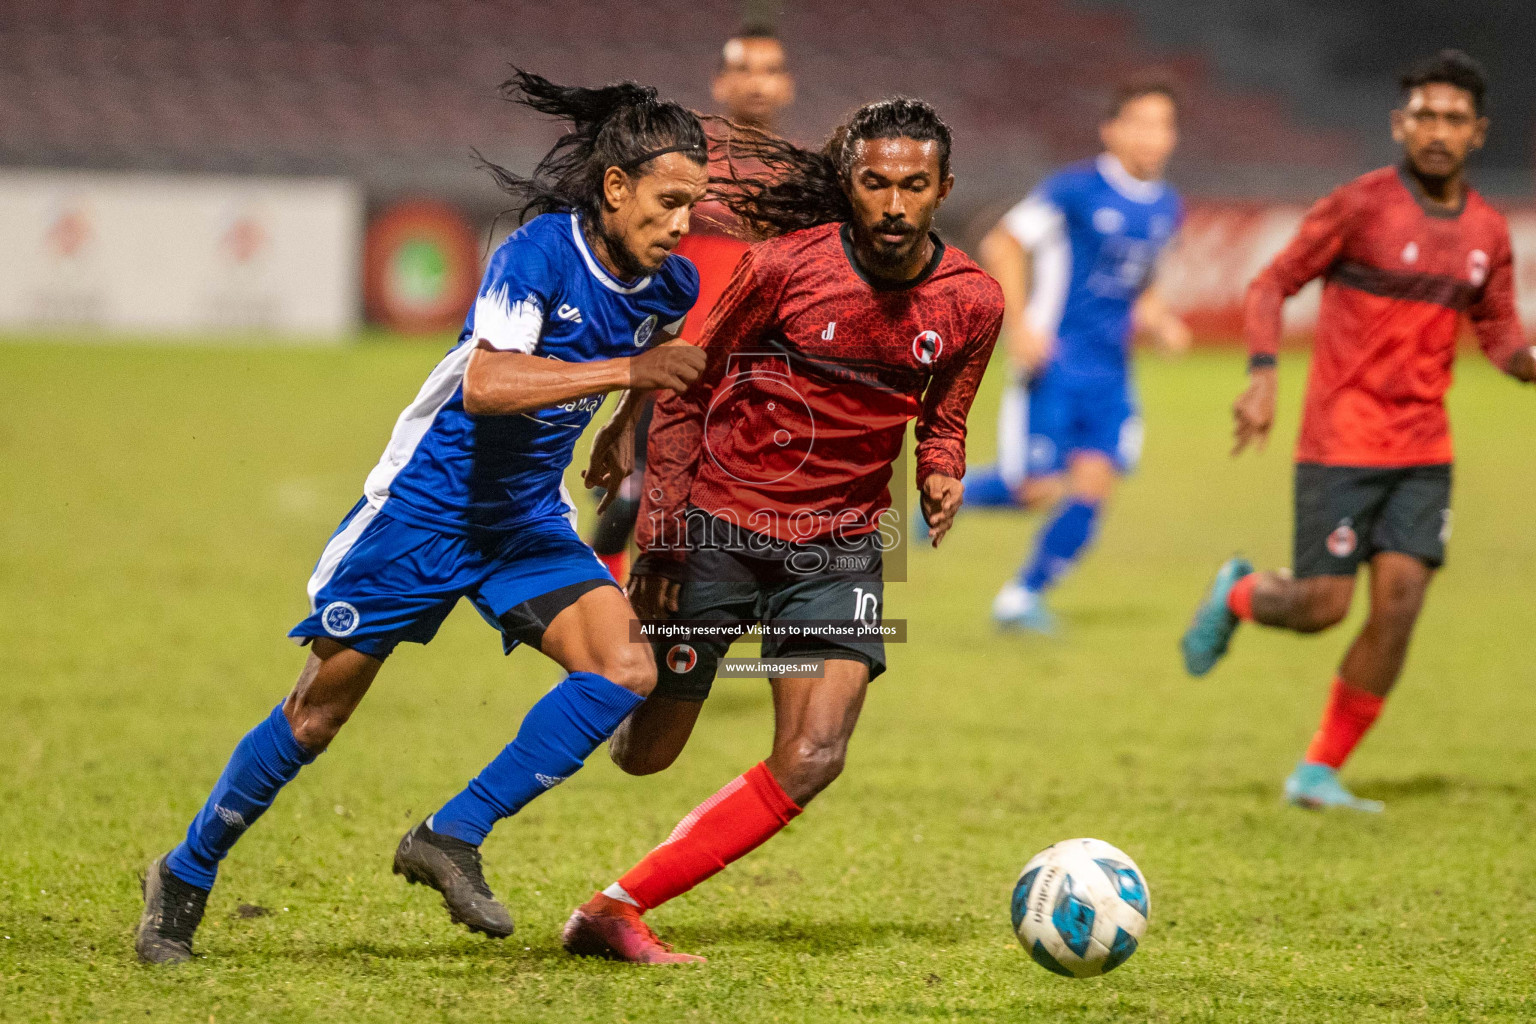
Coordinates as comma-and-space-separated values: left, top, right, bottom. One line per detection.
1181, 51, 1536, 811
585, 24, 796, 583
565, 98, 1004, 962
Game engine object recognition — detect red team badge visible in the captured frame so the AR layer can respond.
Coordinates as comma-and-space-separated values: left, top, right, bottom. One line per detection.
1326, 519, 1358, 559
666, 644, 698, 675
912, 330, 943, 365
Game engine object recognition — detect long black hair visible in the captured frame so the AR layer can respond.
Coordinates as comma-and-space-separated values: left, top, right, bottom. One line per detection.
708, 96, 953, 240
482, 68, 708, 224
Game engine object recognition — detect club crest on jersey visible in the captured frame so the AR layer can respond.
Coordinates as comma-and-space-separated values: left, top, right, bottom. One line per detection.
1468, 249, 1489, 287
666, 644, 698, 675
912, 330, 943, 365
634, 314, 658, 347
1326, 519, 1358, 559
321, 601, 360, 637
1093, 207, 1125, 234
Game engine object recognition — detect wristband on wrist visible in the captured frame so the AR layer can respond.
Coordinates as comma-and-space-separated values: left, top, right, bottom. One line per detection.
1248, 353, 1277, 371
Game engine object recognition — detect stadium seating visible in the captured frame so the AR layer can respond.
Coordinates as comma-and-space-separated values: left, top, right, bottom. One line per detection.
0, 0, 1362, 209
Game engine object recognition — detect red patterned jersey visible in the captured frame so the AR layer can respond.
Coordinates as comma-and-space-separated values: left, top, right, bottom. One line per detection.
636, 221, 1003, 568
1245, 165, 1526, 466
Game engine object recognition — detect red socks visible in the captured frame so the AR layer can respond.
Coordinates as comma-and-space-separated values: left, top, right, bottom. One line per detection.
1227, 573, 1257, 621
614, 762, 802, 911
1304, 677, 1385, 769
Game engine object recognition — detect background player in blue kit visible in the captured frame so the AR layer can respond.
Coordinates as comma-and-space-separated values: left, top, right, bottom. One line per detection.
135, 71, 713, 964
968, 79, 1192, 633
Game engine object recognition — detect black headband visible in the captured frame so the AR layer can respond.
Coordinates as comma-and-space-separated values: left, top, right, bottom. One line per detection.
621, 143, 707, 170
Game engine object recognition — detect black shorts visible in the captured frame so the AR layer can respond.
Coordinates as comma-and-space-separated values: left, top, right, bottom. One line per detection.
650, 511, 887, 702
1293, 462, 1452, 578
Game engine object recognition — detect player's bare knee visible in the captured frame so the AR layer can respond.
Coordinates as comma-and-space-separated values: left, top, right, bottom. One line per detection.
284, 701, 348, 752
1292, 580, 1352, 633
607, 721, 679, 776
787, 736, 848, 796
599, 642, 657, 698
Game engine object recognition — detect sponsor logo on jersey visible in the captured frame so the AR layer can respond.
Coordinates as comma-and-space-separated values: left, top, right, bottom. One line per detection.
321, 601, 360, 637
1468, 249, 1489, 287
666, 644, 698, 675
912, 330, 943, 365
556, 303, 583, 322
634, 313, 658, 347
1401, 241, 1419, 264
1093, 207, 1125, 234
1326, 519, 1357, 559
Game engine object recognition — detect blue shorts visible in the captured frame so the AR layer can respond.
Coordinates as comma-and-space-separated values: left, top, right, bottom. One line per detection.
289, 499, 616, 661
997, 370, 1142, 484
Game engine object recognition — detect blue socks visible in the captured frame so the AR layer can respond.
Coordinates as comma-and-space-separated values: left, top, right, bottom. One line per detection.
1021, 499, 1100, 593
431, 671, 644, 846
166, 703, 319, 890
163, 673, 644, 887
963, 467, 1020, 508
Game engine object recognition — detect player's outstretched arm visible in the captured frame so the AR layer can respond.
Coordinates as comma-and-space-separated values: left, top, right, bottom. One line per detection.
1234, 187, 1352, 456
915, 303, 1004, 547
979, 220, 1050, 375
462, 341, 705, 417
1466, 236, 1536, 384
1231, 366, 1277, 456
1134, 284, 1192, 356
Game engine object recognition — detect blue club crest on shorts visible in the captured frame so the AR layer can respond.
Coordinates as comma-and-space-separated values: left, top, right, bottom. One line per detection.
321, 601, 361, 637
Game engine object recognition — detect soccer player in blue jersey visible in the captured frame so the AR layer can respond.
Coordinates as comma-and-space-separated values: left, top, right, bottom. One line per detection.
967, 79, 1191, 633
135, 71, 713, 964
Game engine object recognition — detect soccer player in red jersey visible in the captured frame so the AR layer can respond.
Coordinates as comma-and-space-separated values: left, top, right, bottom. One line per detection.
565, 98, 1004, 962
586, 24, 796, 583
1181, 51, 1536, 811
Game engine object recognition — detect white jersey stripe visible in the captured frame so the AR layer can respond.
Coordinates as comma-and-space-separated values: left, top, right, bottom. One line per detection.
305, 501, 380, 611
362, 342, 476, 510
997, 379, 1029, 488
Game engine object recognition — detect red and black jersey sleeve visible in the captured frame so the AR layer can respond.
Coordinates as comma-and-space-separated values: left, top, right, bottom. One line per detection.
914, 297, 1003, 484
1244, 185, 1355, 360
634, 246, 780, 574
1467, 225, 1527, 371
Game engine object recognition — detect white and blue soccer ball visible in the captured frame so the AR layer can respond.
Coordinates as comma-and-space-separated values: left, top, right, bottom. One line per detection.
1011, 837, 1150, 978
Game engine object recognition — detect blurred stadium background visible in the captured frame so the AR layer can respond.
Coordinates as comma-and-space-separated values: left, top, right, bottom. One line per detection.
2, 0, 1535, 340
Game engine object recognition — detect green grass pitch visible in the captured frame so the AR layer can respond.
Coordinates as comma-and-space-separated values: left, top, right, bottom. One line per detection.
2, 338, 1535, 1022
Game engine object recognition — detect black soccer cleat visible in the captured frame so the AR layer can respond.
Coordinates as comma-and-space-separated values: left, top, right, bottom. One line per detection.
135, 853, 210, 964
393, 820, 514, 938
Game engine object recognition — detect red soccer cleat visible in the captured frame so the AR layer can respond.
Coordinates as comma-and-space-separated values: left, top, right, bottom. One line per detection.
560, 893, 706, 964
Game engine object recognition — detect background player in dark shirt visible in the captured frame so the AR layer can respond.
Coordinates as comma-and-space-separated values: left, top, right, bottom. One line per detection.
1181, 51, 1536, 812
586, 23, 796, 582
565, 99, 1003, 963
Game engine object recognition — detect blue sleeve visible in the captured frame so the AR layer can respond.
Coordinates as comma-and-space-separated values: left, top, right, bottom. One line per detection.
660, 253, 701, 331
470, 235, 561, 353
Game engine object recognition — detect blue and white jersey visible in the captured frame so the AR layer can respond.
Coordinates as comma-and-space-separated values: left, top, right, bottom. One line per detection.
360, 211, 698, 536
1001, 153, 1183, 381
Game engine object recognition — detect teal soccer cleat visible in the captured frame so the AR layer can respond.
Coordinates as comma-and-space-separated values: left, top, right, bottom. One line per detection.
1179, 556, 1253, 676
1284, 762, 1385, 812
993, 583, 1058, 635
